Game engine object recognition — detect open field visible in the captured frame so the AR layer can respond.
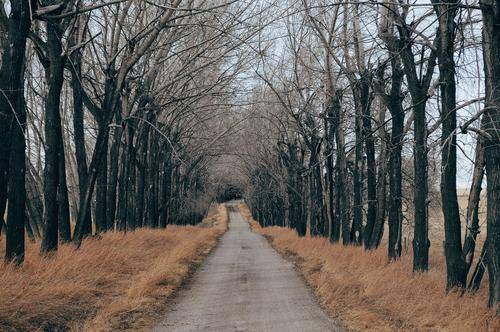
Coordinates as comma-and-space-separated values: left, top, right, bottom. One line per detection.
238, 202, 499, 332
0, 204, 228, 331
387, 189, 487, 263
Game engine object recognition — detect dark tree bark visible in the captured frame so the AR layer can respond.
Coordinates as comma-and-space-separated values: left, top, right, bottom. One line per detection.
369, 119, 388, 249
378, 6, 405, 261
125, 124, 137, 230
158, 149, 172, 228
135, 124, 149, 228
169, 162, 181, 225
0, 119, 11, 238
308, 139, 325, 237
356, 73, 377, 250
314, 155, 326, 236
386, 61, 405, 260
463, 137, 485, 276
116, 124, 133, 231
94, 118, 109, 234
330, 90, 350, 245
411, 96, 430, 272
397, 22, 438, 271
126, 159, 137, 230
106, 111, 123, 231
73, 119, 112, 243
5, 103, 26, 263
325, 97, 340, 242
351, 93, 364, 245
116, 151, 128, 231
26, 163, 43, 239
58, 138, 71, 243
468, 239, 488, 292
0, 44, 10, 235
485, 66, 500, 307
326, 91, 344, 243
41, 14, 67, 254
432, 0, 467, 290
70, 31, 92, 238
281, 142, 306, 236
348, 71, 374, 246
2, 0, 34, 264
145, 128, 159, 228
298, 166, 308, 237
480, 0, 500, 311
0, 5, 13, 238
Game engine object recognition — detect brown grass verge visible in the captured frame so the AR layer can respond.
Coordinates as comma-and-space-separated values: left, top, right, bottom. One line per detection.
0, 203, 229, 331
237, 202, 499, 332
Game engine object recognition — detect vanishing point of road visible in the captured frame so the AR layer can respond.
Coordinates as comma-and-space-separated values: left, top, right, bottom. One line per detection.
153, 201, 341, 332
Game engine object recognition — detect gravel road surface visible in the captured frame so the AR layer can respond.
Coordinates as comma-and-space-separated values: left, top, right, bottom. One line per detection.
153, 202, 341, 332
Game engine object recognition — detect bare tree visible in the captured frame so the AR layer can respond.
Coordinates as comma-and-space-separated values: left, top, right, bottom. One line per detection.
479, 0, 500, 312
1, 0, 36, 264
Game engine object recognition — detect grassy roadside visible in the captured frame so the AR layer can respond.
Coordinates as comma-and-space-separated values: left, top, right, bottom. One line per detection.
237, 202, 499, 332
0, 203, 228, 331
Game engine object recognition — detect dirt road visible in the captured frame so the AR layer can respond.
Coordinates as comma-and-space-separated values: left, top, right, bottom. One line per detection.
153, 202, 341, 331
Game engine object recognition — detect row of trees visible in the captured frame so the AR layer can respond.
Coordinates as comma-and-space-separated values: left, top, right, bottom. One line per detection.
0, 1, 264, 262
239, 0, 499, 310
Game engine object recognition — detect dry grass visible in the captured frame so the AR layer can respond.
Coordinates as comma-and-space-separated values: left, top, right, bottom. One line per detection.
0, 203, 228, 332
238, 202, 499, 332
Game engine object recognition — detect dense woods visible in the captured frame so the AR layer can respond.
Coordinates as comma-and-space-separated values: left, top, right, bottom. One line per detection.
237, 0, 499, 311
1, 0, 258, 254
0, 0, 499, 319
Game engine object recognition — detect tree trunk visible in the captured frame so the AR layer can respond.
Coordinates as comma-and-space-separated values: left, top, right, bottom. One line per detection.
158, 151, 172, 228
125, 125, 137, 230
2, 0, 33, 264
0, 120, 11, 238
106, 112, 122, 231
379, 6, 405, 261
314, 153, 326, 236
58, 137, 71, 243
356, 73, 377, 250
385, 58, 405, 260
0, 50, 11, 236
70, 46, 92, 238
397, 23, 437, 271
26, 163, 43, 239
433, 0, 466, 290
325, 99, 338, 241
331, 90, 350, 245
116, 125, 131, 231
5, 104, 26, 263
387, 101, 404, 259
308, 142, 325, 237
468, 239, 488, 292
135, 125, 148, 228
352, 90, 364, 245
41, 19, 66, 254
412, 99, 430, 271
463, 137, 485, 276
73, 117, 112, 243
370, 150, 387, 249
94, 119, 108, 234
126, 162, 137, 230
283, 143, 306, 236
146, 130, 159, 228
480, 0, 500, 311
0, 23, 9, 234
369, 105, 388, 249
